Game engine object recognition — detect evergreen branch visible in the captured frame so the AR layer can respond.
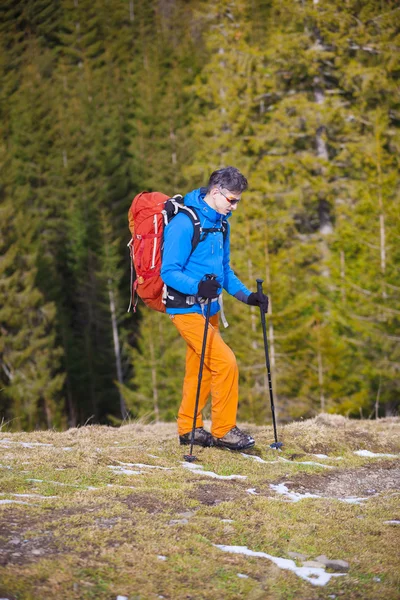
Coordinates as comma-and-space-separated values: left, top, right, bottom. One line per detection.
370, 7, 400, 22
0, 359, 13, 381
347, 42, 381, 55
385, 282, 400, 292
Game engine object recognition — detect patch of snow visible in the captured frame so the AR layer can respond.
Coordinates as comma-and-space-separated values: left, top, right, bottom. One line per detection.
0, 493, 57, 499
278, 457, 332, 468
148, 454, 160, 459
0, 439, 53, 448
117, 461, 172, 470
181, 462, 204, 471
27, 478, 79, 487
0, 499, 31, 505
221, 519, 234, 523
169, 518, 188, 525
313, 454, 342, 460
108, 466, 142, 475
271, 483, 369, 505
246, 488, 259, 495
384, 520, 400, 525
215, 545, 345, 586
271, 483, 321, 502
157, 555, 167, 561
354, 450, 397, 458
339, 497, 369, 505
237, 573, 249, 578
182, 462, 247, 480
0, 464, 12, 470
116, 596, 128, 600
241, 453, 268, 463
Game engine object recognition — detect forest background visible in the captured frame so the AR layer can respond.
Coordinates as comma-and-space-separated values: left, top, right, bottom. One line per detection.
0, 0, 399, 431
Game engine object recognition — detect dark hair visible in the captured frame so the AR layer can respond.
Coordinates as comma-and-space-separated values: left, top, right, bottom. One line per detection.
207, 166, 248, 194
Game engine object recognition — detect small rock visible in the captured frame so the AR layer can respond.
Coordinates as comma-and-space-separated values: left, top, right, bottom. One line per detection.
373, 576, 381, 582
288, 551, 307, 561
9, 538, 21, 546
177, 511, 195, 518
11, 552, 21, 557
31, 549, 44, 556
157, 555, 167, 561
237, 573, 249, 578
168, 519, 188, 525
315, 555, 349, 572
302, 560, 325, 568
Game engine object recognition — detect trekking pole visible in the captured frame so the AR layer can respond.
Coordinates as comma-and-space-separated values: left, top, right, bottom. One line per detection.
184, 274, 216, 463
256, 278, 283, 450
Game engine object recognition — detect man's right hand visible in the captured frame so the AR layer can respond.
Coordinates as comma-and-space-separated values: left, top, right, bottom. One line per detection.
197, 279, 220, 299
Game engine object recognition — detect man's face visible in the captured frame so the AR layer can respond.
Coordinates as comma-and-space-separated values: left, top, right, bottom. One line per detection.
210, 187, 242, 215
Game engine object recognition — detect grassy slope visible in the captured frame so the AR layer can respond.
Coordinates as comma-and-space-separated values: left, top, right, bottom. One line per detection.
0, 415, 399, 600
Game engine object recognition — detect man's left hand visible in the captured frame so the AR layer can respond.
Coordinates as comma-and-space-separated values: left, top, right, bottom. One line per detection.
247, 291, 269, 313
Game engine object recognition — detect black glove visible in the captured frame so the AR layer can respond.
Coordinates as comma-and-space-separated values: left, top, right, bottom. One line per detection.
197, 279, 220, 300
247, 291, 269, 313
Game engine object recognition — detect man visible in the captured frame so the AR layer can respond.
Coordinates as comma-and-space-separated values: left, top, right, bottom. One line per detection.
161, 167, 269, 451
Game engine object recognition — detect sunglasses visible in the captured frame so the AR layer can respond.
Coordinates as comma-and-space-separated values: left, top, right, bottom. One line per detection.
219, 189, 241, 206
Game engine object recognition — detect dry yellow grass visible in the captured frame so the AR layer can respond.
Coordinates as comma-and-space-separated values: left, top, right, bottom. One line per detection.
0, 416, 399, 599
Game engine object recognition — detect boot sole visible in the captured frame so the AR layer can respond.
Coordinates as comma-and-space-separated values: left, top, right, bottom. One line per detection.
213, 440, 255, 451
179, 438, 213, 448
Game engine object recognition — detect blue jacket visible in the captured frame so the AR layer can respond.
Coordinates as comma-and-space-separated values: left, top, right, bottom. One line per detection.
161, 188, 252, 316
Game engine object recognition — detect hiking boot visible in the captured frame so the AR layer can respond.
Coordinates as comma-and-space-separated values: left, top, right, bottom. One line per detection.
179, 427, 213, 447
213, 426, 255, 451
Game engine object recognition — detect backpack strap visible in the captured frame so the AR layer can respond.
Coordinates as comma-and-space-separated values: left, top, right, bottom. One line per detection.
163, 198, 201, 253
199, 219, 228, 244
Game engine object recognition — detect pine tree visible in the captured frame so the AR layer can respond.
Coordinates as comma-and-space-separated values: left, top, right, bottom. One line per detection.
0, 199, 65, 430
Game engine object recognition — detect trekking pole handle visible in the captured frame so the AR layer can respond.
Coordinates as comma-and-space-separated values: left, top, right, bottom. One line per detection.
256, 278, 264, 294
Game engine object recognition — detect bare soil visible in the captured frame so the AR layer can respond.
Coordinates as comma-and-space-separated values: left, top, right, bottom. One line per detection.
277, 461, 400, 499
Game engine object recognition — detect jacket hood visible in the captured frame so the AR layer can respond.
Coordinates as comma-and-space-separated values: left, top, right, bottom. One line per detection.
184, 187, 232, 225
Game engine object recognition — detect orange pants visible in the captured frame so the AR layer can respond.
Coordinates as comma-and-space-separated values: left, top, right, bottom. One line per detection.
170, 313, 238, 438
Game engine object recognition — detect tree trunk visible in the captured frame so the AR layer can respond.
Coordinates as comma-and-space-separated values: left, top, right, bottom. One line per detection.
246, 221, 257, 350
316, 324, 325, 412
149, 327, 160, 421
375, 122, 387, 301
108, 283, 127, 419
265, 235, 278, 404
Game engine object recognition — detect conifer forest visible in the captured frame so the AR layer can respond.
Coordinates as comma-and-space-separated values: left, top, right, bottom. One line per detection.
0, 0, 399, 431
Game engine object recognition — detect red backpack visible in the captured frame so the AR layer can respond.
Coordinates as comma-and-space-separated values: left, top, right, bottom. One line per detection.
128, 191, 218, 313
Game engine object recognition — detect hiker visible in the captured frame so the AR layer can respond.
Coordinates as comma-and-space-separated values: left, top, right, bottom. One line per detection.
161, 167, 269, 451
